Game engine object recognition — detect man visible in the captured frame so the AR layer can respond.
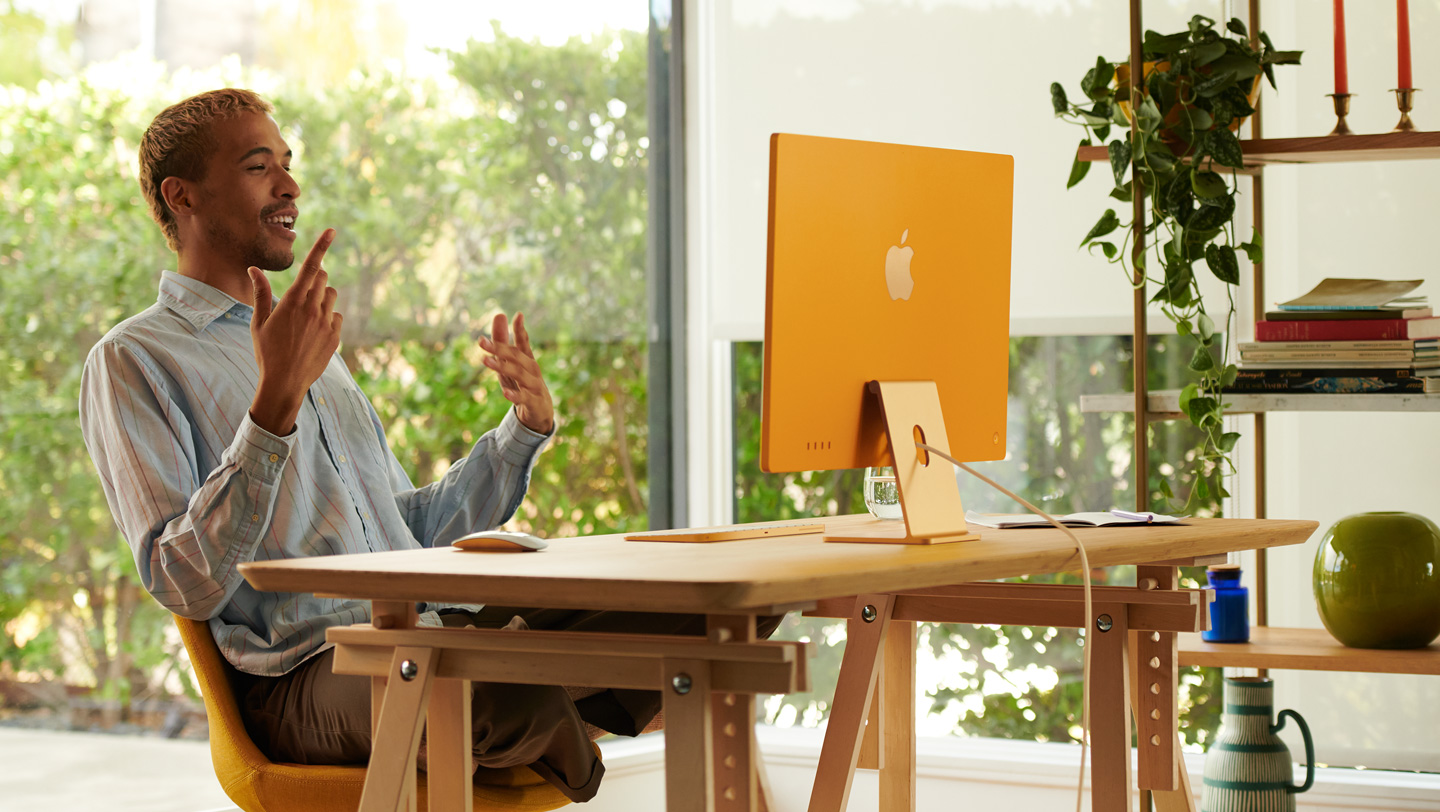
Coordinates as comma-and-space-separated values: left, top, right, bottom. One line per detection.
79, 88, 750, 802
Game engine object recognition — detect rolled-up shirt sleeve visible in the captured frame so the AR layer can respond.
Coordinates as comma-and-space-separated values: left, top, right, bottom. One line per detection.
79, 338, 294, 620
391, 407, 552, 547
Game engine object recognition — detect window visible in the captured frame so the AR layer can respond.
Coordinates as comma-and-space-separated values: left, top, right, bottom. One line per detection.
0, 0, 666, 761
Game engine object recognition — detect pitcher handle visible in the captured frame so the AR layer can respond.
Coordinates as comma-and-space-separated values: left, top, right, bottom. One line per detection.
1272, 709, 1314, 794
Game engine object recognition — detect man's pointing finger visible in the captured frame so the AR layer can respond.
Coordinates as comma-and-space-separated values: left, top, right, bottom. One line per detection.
299, 228, 335, 280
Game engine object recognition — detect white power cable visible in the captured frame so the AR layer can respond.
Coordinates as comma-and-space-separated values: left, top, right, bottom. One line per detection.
916, 442, 1095, 812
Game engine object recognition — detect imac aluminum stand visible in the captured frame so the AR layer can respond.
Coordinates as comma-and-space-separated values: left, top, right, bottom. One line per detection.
824, 381, 978, 545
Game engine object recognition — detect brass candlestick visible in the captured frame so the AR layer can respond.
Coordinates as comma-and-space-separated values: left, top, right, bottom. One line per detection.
1327, 93, 1354, 136
1392, 88, 1419, 132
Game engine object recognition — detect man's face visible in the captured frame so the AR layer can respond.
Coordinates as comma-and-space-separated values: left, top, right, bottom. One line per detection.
194, 111, 301, 271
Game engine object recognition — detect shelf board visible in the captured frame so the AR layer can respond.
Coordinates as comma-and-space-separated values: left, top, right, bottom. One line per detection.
1079, 389, 1440, 416
1076, 130, 1440, 167
1179, 627, 1440, 675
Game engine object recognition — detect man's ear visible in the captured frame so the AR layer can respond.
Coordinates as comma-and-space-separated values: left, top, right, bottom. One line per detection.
160, 176, 196, 221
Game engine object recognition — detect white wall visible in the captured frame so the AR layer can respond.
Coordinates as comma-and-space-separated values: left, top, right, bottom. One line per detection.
684, 0, 1440, 775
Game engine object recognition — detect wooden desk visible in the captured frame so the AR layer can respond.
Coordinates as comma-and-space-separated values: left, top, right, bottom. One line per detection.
240, 515, 1315, 812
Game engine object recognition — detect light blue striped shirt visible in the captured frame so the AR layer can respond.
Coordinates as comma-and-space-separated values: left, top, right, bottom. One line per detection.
79, 271, 550, 676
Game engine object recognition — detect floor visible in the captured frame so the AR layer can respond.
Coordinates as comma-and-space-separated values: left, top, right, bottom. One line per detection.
0, 727, 235, 812
0, 726, 661, 812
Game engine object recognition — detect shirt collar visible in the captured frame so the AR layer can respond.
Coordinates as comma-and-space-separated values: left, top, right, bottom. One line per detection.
158, 271, 255, 330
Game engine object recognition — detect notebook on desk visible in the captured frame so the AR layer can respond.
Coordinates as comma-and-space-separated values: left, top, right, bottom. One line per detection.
964, 509, 1186, 529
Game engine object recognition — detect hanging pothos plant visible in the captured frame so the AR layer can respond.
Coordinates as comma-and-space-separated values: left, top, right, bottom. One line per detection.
1049, 14, 1300, 513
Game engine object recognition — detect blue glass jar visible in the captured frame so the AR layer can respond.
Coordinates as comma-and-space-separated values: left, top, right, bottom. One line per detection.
1203, 564, 1250, 643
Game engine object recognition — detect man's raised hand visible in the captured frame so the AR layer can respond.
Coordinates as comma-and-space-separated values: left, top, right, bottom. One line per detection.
479, 312, 555, 435
247, 228, 343, 435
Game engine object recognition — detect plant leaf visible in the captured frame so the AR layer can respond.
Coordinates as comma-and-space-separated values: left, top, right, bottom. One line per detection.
1136, 95, 1163, 131
1205, 243, 1240, 284
1212, 54, 1262, 80
1197, 312, 1216, 340
1108, 139, 1131, 186
1178, 382, 1199, 417
1180, 107, 1214, 133
1239, 228, 1264, 263
1082, 57, 1115, 100
1218, 431, 1241, 453
1191, 41, 1227, 67
1067, 139, 1093, 188
1261, 50, 1303, 65
1190, 170, 1228, 199
1144, 30, 1191, 56
1050, 82, 1069, 115
1187, 194, 1235, 231
1221, 363, 1239, 387
1081, 208, 1120, 246
1226, 17, 1248, 38
1088, 241, 1119, 260
1109, 181, 1133, 202
1207, 127, 1245, 168
1194, 69, 1237, 98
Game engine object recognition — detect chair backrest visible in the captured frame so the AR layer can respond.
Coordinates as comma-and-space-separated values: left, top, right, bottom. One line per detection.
174, 615, 275, 775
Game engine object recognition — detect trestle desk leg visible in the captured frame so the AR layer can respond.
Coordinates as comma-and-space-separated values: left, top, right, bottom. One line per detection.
664, 657, 716, 812
879, 620, 915, 812
1089, 603, 1133, 812
807, 594, 894, 812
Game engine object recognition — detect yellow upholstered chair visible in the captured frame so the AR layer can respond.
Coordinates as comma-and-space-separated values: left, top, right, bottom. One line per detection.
174, 616, 571, 812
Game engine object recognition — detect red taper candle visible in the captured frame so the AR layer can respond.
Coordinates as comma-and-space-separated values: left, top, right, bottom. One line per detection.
1398, 0, 1413, 89
1334, 0, 1349, 95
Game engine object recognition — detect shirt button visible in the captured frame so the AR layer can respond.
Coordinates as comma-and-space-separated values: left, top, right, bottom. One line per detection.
338, 455, 347, 463
318, 397, 327, 406
251, 514, 260, 521
268, 453, 280, 463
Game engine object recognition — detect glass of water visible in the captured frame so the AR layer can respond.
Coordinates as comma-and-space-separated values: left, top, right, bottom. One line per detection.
863, 466, 902, 520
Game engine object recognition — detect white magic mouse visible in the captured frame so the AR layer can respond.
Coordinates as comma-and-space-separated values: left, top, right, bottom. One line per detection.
451, 530, 548, 552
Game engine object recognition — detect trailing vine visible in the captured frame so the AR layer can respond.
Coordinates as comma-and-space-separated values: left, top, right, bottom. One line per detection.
1049, 14, 1300, 513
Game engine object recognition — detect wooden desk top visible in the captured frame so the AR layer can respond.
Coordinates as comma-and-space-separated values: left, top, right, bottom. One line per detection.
239, 515, 1317, 614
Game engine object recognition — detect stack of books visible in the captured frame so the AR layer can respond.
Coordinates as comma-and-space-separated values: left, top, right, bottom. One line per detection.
1226, 278, 1440, 395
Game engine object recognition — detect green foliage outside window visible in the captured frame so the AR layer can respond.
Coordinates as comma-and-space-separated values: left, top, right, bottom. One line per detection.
0, 27, 649, 730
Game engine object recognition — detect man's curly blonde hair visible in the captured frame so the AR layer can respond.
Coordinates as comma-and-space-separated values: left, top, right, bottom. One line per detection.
139, 88, 273, 252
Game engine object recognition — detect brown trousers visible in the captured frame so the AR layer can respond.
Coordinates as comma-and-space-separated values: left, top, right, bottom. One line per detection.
239, 606, 782, 803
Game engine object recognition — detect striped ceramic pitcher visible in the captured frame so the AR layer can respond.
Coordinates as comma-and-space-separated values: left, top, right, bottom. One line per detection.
1201, 677, 1314, 812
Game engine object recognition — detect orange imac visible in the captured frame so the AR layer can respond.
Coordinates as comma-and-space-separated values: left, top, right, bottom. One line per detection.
761, 134, 1014, 544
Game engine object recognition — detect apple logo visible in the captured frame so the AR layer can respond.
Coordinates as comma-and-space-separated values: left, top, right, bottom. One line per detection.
885, 229, 915, 300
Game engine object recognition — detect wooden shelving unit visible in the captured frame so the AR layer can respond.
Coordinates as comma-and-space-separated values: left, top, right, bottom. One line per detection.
1094, 2, 1440, 682
1179, 628, 1440, 676
1077, 129, 1440, 167
1080, 390, 1440, 416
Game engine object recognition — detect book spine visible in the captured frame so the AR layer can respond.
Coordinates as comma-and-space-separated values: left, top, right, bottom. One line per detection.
1255, 319, 1411, 341
1225, 376, 1428, 394
1237, 340, 1429, 351
1233, 367, 1424, 381
1240, 350, 1420, 362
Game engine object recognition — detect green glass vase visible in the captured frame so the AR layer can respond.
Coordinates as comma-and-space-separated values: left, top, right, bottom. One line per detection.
1313, 511, 1440, 649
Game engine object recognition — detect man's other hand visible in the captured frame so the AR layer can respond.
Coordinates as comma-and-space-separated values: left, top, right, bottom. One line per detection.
247, 228, 343, 435
480, 312, 554, 435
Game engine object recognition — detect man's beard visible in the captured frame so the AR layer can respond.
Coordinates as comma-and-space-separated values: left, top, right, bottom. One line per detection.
206, 217, 295, 272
